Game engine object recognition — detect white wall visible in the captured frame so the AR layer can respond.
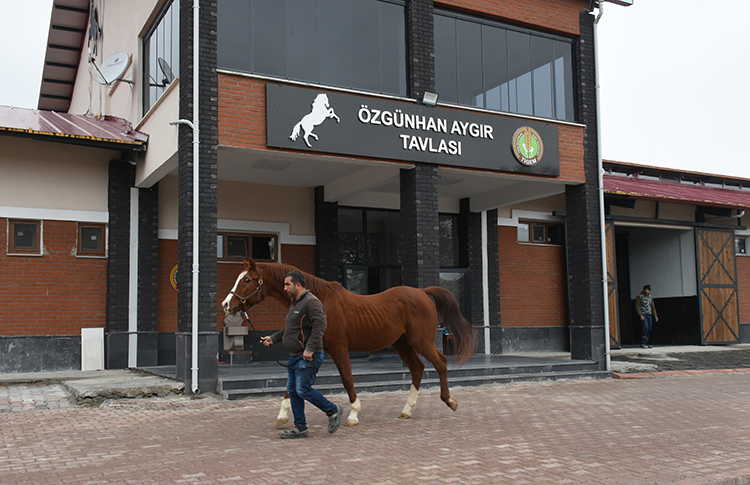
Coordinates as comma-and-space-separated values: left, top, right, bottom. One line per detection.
627, 226, 697, 299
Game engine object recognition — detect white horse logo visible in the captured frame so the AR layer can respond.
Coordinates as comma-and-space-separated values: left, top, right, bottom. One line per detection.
289, 93, 340, 147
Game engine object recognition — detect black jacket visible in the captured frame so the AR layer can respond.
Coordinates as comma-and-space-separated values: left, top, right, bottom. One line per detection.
271, 290, 327, 356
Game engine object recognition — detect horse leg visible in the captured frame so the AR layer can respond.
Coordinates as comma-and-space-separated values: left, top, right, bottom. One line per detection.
412, 339, 458, 412
391, 339, 425, 420
276, 392, 291, 428
327, 347, 361, 427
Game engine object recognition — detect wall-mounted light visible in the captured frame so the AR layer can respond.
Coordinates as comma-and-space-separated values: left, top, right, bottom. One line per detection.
421, 91, 439, 106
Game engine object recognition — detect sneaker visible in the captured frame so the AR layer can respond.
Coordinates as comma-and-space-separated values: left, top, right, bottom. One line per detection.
641, 344, 648, 349
279, 426, 308, 439
328, 404, 343, 434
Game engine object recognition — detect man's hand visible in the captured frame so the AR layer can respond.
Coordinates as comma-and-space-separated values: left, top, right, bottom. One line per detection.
260, 336, 273, 347
303, 350, 313, 361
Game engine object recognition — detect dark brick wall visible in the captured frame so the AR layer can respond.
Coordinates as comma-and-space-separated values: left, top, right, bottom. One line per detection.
314, 186, 339, 281
138, 185, 159, 333
407, 0, 434, 100
107, 159, 135, 334
178, 0, 219, 334
400, 163, 439, 288
564, 11, 605, 364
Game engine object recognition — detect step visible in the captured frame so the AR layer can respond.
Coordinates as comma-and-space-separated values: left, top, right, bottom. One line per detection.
218, 360, 603, 392
222, 368, 611, 400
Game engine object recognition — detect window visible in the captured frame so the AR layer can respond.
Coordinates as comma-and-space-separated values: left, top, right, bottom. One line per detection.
338, 207, 401, 294
736, 237, 748, 256
78, 223, 106, 257
217, 233, 277, 262
218, 0, 407, 97
143, 0, 179, 113
8, 220, 41, 255
517, 221, 564, 245
439, 214, 459, 267
435, 10, 575, 121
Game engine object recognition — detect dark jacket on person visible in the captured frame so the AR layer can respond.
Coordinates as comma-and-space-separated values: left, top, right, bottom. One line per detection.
270, 289, 327, 356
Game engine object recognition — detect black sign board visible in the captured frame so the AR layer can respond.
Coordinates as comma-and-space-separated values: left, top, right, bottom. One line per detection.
266, 83, 559, 176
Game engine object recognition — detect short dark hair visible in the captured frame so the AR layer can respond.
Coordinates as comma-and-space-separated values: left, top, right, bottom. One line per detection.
285, 270, 307, 288
643, 284, 651, 291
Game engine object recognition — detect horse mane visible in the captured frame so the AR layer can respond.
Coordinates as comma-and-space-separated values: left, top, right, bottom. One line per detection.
258, 262, 346, 300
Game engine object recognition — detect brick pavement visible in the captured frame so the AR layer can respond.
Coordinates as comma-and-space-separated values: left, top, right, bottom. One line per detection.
2, 373, 750, 484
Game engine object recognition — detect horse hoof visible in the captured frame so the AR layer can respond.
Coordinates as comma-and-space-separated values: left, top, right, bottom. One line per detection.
276, 417, 289, 428
398, 412, 411, 420
447, 398, 458, 412
345, 418, 359, 427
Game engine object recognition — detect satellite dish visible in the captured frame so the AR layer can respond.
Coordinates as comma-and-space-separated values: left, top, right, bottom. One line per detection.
157, 57, 175, 85
93, 51, 130, 85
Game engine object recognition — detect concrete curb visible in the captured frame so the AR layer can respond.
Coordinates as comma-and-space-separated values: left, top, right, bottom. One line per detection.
613, 368, 750, 379
674, 468, 750, 485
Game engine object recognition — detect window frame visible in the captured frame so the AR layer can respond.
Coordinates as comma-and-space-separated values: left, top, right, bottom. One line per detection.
8, 219, 42, 256
77, 223, 107, 257
434, 8, 577, 122
142, 0, 179, 114
735, 236, 748, 256
517, 220, 565, 246
217, 232, 279, 263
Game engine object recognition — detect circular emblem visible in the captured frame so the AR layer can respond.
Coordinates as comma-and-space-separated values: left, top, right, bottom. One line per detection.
169, 264, 179, 291
511, 127, 544, 166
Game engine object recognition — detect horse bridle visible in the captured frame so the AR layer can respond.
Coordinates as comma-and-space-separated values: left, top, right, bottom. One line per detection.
229, 268, 264, 307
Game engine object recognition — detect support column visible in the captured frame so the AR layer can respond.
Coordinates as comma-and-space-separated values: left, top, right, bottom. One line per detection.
106, 159, 135, 369
314, 186, 339, 281
176, 0, 219, 393
407, 0, 434, 101
400, 164, 439, 288
137, 185, 159, 366
565, 12, 605, 366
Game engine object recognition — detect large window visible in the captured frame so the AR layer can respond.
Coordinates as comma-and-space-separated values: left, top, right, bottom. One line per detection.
435, 10, 575, 122
217, 232, 278, 262
218, 0, 407, 97
143, 1, 179, 113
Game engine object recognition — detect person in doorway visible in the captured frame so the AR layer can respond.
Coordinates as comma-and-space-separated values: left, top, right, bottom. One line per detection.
260, 270, 342, 439
635, 284, 659, 348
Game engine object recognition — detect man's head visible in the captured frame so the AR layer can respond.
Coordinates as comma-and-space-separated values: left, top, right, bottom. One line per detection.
283, 270, 307, 299
643, 284, 651, 295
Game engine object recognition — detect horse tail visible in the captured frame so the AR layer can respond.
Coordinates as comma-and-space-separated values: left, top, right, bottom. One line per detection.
289, 122, 302, 141
422, 287, 477, 365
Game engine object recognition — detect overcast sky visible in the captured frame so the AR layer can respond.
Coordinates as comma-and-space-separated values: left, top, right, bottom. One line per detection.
1, 0, 749, 178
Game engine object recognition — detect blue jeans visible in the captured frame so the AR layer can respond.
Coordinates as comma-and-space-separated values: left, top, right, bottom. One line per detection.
641, 315, 654, 344
286, 352, 336, 429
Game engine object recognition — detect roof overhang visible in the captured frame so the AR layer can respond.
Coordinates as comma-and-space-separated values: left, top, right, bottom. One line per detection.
0, 105, 148, 151
603, 174, 750, 209
37, 0, 89, 111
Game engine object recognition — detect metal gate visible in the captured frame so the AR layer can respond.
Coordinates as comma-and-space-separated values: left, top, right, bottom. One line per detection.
606, 223, 620, 348
696, 228, 740, 344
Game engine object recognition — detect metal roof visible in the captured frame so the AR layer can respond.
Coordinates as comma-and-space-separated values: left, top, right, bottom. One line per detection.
38, 0, 89, 111
0, 105, 148, 150
603, 163, 750, 209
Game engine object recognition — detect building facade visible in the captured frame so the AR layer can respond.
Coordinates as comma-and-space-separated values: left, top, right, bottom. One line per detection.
1, 0, 614, 388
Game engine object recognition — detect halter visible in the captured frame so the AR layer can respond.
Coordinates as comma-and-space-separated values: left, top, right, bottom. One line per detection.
229, 267, 264, 307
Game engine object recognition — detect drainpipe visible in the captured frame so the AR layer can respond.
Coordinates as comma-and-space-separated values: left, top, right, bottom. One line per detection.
481, 210, 490, 355
170, 0, 201, 394
594, 2, 611, 372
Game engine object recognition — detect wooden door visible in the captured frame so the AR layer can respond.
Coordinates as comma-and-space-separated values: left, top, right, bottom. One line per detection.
606, 223, 620, 348
696, 229, 740, 344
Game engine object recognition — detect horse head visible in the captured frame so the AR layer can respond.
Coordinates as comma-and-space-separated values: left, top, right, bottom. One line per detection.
222, 258, 267, 315
313, 93, 330, 110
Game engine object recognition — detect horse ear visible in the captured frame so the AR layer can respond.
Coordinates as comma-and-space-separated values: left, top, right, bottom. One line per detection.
244, 258, 257, 271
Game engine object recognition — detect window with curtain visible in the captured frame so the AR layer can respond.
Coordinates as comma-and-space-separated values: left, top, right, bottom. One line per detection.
435, 10, 576, 122
218, 0, 407, 97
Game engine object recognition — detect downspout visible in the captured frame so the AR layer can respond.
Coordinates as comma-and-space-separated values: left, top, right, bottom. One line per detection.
170, 0, 201, 394
481, 210, 490, 355
594, 2, 611, 372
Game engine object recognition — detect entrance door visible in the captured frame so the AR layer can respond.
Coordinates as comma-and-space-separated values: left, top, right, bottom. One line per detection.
696, 229, 740, 344
605, 223, 620, 348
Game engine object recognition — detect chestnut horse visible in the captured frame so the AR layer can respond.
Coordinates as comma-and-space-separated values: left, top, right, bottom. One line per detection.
222, 258, 477, 427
